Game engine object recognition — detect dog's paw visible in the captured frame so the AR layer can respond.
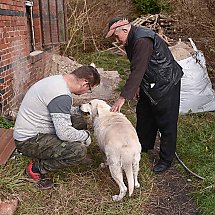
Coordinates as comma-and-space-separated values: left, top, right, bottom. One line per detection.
99, 163, 107, 168
135, 182, 140, 188
112, 195, 122, 201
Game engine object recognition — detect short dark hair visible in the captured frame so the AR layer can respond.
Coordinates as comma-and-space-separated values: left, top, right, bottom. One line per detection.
71, 65, 100, 87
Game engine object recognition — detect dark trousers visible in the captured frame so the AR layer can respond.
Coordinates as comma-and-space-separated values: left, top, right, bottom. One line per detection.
136, 81, 181, 164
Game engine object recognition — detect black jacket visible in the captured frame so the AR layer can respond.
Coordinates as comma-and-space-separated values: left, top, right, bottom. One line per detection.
124, 26, 183, 104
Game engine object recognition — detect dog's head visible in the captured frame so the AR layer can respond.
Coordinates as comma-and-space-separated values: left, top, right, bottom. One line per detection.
80, 99, 111, 118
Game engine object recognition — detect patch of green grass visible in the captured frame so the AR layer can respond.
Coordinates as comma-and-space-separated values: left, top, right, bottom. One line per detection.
77, 52, 130, 92
0, 149, 153, 215
177, 112, 215, 215
77, 52, 129, 75
0, 156, 35, 195
0, 115, 15, 128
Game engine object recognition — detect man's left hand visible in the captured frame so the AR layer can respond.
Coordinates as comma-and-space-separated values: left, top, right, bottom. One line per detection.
110, 97, 125, 112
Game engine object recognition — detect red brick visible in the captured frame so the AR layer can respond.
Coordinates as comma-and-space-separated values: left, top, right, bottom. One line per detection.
0, 0, 65, 113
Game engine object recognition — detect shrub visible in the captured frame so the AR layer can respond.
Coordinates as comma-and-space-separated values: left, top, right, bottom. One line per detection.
132, 0, 171, 14
63, 0, 135, 58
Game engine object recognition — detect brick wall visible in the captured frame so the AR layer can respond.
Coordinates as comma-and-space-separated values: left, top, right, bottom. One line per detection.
0, 0, 66, 114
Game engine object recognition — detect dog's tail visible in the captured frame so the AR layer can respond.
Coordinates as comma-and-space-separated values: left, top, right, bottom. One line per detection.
122, 154, 134, 196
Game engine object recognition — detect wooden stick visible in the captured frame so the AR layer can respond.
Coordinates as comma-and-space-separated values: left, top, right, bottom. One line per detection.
112, 42, 126, 55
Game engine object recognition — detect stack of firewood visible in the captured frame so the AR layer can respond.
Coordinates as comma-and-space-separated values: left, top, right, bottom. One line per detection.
132, 14, 177, 45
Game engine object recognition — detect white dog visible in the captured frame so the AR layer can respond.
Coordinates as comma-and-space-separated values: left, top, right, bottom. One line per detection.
80, 99, 142, 201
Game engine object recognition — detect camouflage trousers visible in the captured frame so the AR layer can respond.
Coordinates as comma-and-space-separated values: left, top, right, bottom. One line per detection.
15, 113, 88, 174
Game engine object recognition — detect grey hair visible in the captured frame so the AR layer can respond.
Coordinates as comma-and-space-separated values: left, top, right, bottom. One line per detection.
115, 23, 131, 32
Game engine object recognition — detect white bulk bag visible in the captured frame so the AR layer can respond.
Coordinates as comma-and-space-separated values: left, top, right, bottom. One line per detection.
172, 38, 215, 114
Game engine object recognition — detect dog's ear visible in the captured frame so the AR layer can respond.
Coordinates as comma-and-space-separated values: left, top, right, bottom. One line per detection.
97, 103, 110, 116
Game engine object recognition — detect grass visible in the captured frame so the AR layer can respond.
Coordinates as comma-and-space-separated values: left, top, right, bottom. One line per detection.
0, 115, 15, 128
0, 149, 153, 214
77, 51, 130, 92
0, 52, 215, 214
176, 112, 215, 215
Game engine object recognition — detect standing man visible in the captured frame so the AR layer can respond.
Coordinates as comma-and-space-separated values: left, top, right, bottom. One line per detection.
105, 17, 183, 173
14, 65, 100, 189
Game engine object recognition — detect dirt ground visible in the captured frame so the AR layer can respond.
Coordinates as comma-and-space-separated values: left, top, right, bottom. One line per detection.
143, 147, 200, 215
145, 168, 200, 215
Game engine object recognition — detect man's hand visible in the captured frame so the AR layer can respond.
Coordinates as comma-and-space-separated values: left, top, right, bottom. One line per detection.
85, 131, 91, 146
110, 97, 125, 112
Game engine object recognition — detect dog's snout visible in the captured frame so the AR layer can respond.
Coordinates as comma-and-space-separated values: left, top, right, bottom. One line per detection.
79, 103, 90, 115
79, 105, 84, 112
